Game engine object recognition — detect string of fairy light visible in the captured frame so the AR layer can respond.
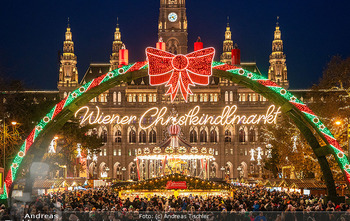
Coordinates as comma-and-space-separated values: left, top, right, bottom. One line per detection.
1, 60, 349, 199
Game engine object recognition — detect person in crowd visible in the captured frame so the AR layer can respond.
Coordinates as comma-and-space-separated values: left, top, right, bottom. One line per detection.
3, 186, 349, 220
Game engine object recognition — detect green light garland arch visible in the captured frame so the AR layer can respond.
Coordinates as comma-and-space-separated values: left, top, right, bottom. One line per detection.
1, 61, 350, 200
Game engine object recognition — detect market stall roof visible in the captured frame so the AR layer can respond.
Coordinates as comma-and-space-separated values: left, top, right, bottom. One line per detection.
113, 173, 231, 191
33, 179, 86, 189
262, 179, 327, 189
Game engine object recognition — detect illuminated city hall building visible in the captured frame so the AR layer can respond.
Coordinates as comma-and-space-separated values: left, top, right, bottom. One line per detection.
57, 0, 290, 181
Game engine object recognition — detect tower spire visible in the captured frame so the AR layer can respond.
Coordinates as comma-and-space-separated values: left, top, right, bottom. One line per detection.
57, 22, 79, 93
110, 18, 124, 71
158, 0, 188, 54
268, 18, 289, 88
220, 17, 234, 64
67, 17, 70, 28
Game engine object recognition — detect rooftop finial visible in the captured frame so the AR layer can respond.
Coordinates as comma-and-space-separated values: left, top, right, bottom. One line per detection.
276, 16, 279, 27
67, 17, 70, 28
117, 17, 119, 28
227, 16, 230, 27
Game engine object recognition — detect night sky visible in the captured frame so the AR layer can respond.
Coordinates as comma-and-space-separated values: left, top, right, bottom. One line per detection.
0, 0, 349, 90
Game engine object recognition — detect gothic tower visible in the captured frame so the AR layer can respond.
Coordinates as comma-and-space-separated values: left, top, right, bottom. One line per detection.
220, 17, 234, 64
268, 18, 289, 88
57, 20, 79, 93
158, 0, 188, 54
110, 18, 124, 71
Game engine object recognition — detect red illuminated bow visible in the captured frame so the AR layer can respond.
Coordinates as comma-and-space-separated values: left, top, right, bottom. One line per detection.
146, 47, 215, 102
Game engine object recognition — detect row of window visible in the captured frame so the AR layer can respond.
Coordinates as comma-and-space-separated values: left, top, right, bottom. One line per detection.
99, 148, 269, 157
87, 92, 266, 104
224, 91, 268, 102
128, 128, 157, 144
188, 94, 218, 102
99, 148, 122, 156
128, 94, 157, 103
99, 147, 270, 157
189, 127, 218, 143
60, 91, 321, 105
189, 126, 260, 144
94, 126, 260, 144
89, 127, 157, 144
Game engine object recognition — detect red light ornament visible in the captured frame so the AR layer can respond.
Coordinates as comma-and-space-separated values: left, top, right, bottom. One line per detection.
146, 47, 215, 102
156, 37, 166, 51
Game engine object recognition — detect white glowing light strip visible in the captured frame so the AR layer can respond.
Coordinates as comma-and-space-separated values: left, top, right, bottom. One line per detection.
75, 105, 281, 129
134, 155, 215, 160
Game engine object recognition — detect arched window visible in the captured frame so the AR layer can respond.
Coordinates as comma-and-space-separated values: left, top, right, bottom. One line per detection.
225, 162, 233, 178
239, 127, 246, 143
225, 129, 232, 143
193, 94, 197, 102
210, 127, 218, 143
149, 129, 156, 144
138, 94, 143, 102
190, 127, 197, 143
225, 91, 228, 102
252, 94, 256, 102
210, 163, 217, 178
113, 92, 117, 103
139, 130, 146, 143
204, 94, 208, 102
249, 127, 256, 142
241, 93, 246, 102
114, 163, 122, 180
115, 128, 122, 143
129, 162, 137, 180
128, 127, 136, 143
229, 91, 233, 102
100, 93, 107, 103
200, 127, 208, 143
118, 92, 122, 104
100, 127, 108, 143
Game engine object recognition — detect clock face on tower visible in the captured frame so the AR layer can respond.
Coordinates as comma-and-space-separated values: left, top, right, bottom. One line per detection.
168, 12, 178, 22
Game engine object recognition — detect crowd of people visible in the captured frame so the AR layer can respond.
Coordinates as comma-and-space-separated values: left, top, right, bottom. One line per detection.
1, 186, 350, 220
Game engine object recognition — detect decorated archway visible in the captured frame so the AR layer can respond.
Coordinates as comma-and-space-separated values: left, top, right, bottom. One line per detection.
1, 59, 350, 200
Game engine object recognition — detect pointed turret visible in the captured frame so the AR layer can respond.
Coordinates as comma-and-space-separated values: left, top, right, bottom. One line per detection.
268, 17, 289, 88
110, 18, 124, 71
220, 16, 234, 64
57, 18, 79, 94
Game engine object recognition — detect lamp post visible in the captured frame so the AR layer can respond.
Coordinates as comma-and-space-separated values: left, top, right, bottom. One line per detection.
122, 167, 127, 180
220, 166, 225, 180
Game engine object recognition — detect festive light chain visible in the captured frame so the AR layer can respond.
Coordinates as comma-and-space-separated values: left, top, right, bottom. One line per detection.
1, 60, 350, 199
0, 62, 147, 199
212, 62, 350, 181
